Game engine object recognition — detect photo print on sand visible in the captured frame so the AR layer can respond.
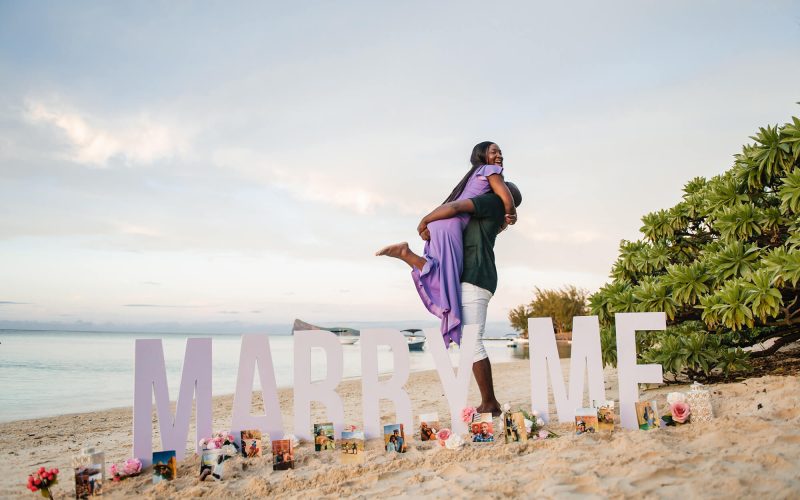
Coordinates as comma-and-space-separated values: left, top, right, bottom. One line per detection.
383, 423, 407, 453
272, 439, 294, 471
240, 429, 263, 458
636, 400, 659, 431
314, 422, 336, 451
152, 450, 177, 484
575, 407, 599, 435
503, 411, 528, 443
74, 463, 103, 497
199, 449, 224, 481
471, 413, 494, 443
418, 413, 440, 442
340, 431, 365, 465
598, 401, 615, 431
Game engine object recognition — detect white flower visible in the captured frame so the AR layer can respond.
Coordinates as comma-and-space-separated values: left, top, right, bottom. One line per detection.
532, 410, 540, 417
523, 418, 533, 429
444, 433, 464, 450
502, 402, 511, 412
536, 418, 545, 427
284, 434, 299, 447
667, 392, 687, 405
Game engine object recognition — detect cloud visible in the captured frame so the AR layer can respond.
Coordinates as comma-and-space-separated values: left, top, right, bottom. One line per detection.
22, 99, 187, 166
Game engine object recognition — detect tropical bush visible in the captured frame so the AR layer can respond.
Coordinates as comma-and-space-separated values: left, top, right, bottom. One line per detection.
591, 113, 800, 380
509, 285, 589, 338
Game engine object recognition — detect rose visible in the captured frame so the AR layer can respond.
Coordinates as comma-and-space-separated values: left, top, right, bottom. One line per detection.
444, 433, 464, 450
436, 428, 452, 447
536, 418, 544, 427
538, 430, 549, 440
460, 406, 477, 424
532, 409, 539, 417
123, 458, 142, 476
670, 401, 691, 423
502, 402, 511, 412
667, 392, 687, 405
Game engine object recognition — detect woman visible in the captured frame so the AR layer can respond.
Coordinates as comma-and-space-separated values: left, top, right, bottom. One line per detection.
377, 141, 516, 346
386, 434, 397, 452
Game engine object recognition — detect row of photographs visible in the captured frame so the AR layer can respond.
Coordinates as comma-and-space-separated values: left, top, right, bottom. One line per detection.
77, 403, 660, 494
574, 400, 660, 435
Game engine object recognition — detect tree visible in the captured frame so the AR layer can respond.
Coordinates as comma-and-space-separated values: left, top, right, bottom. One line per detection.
509, 285, 589, 338
591, 113, 800, 380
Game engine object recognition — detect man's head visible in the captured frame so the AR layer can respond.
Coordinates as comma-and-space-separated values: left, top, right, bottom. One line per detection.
480, 422, 490, 435
507, 181, 522, 207
393, 429, 399, 435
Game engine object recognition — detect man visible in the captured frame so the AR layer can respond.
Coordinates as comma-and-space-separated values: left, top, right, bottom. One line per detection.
374, 181, 522, 417
392, 428, 405, 452
419, 182, 522, 416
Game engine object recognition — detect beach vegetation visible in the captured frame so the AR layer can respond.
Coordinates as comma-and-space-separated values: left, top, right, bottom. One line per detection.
508, 285, 589, 338
592, 112, 800, 380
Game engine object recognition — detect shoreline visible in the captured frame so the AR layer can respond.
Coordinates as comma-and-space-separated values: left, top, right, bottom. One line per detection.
2, 359, 799, 498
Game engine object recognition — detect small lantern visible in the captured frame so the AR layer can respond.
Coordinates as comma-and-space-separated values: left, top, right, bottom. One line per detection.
686, 381, 713, 422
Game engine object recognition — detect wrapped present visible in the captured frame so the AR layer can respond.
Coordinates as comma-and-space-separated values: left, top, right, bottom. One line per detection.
686, 381, 713, 422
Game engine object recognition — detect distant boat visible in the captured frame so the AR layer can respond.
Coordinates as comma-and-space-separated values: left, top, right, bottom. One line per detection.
401, 329, 426, 351
292, 319, 359, 337
505, 333, 529, 348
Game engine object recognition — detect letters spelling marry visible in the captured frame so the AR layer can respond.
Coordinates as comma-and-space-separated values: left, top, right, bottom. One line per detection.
133, 312, 665, 465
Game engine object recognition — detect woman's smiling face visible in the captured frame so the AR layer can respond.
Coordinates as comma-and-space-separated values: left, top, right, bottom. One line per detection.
485, 143, 503, 166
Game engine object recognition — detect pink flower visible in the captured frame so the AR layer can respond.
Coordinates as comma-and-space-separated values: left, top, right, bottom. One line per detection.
110, 464, 119, 476
538, 430, 549, 440
670, 401, 691, 423
436, 428, 452, 447
460, 406, 477, 424
123, 458, 142, 476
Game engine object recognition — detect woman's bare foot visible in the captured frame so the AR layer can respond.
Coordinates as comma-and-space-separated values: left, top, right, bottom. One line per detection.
375, 242, 426, 270
376, 242, 410, 258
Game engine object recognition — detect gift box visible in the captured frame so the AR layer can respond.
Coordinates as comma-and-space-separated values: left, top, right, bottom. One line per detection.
686, 381, 713, 422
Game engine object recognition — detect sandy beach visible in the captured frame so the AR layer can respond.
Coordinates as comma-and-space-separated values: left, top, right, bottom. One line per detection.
2, 358, 800, 499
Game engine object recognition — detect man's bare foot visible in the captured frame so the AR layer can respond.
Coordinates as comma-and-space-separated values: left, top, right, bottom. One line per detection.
477, 402, 502, 418
375, 242, 410, 258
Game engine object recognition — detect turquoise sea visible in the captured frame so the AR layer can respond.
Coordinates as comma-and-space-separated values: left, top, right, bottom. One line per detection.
0, 329, 530, 423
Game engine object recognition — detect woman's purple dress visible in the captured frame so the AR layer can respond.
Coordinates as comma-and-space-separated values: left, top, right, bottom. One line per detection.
412, 164, 504, 346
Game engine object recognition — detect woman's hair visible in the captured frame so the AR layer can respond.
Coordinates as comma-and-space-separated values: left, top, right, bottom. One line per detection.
443, 141, 496, 204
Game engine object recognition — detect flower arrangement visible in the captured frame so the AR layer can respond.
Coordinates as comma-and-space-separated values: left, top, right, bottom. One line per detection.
662, 393, 692, 425
27, 467, 59, 499
460, 406, 478, 424
199, 430, 240, 458
109, 458, 142, 482
436, 428, 451, 446
517, 407, 558, 440
433, 428, 464, 449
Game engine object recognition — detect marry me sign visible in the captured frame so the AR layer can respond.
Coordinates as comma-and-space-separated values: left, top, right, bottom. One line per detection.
132, 312, 665, 465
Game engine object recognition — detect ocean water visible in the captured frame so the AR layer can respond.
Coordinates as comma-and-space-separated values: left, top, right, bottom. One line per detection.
0, 330, 527, 423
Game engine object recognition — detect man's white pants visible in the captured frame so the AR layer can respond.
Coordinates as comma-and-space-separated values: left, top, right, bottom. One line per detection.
460, 282, 493, 362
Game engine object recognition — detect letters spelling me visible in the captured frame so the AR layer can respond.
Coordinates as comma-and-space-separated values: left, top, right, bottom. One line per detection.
133, 312, 665, 465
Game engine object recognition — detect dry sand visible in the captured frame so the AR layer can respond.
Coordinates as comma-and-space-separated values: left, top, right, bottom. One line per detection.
2, 358, 799, 499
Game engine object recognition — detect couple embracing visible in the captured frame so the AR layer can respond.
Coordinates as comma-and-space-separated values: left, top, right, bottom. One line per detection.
377, 141, 523, 417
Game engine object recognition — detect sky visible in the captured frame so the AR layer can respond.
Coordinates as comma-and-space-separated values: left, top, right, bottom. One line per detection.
0, 1, 799, 333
